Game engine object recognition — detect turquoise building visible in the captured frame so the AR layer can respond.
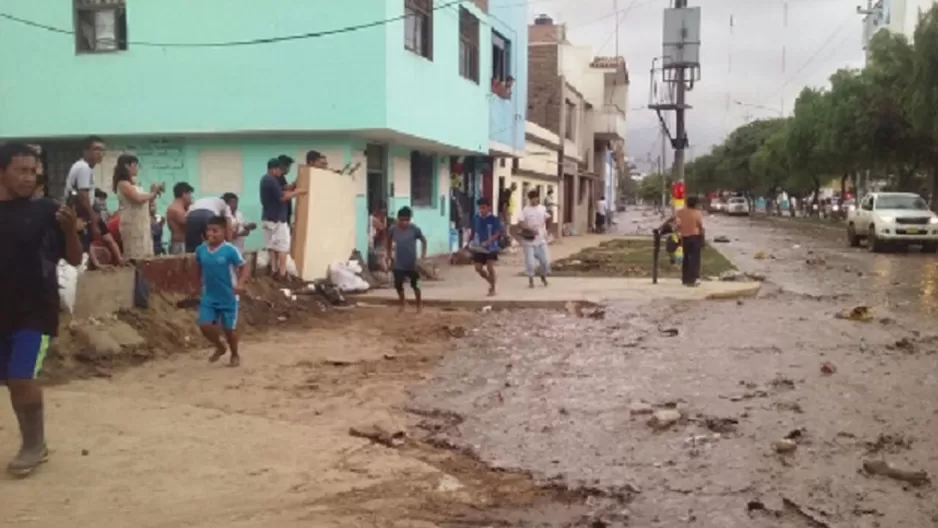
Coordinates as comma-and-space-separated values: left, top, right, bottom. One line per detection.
0, 0, 527, 257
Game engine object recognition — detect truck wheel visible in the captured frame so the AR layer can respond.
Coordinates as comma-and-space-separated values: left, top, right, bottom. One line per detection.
868, 226, 884, 253
846, 224, 861, 247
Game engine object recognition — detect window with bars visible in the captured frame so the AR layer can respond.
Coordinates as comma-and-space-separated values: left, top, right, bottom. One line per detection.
404, 0, 433, 59
410, 151, 435, 207
458, 7, 479, 83
491, 31, 510, 82
74, 0, 128, 53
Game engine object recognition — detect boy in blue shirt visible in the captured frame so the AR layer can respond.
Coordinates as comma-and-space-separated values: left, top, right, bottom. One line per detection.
195, 216, 250, 367
385, 206, 427, 313
468, 198, 502, 297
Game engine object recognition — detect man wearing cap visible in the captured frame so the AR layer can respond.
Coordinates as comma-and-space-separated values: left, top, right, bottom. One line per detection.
260, 158, 304, 279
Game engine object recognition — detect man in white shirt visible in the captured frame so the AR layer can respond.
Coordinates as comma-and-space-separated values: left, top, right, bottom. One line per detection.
64, 136, 106, 250
596, 195, 608, 233
223, 193, 257, 251
185, 195, 235, 252
517, 190, 551, 288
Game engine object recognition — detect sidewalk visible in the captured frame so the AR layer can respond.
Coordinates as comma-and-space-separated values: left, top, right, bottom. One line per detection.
358, 232, 760, 308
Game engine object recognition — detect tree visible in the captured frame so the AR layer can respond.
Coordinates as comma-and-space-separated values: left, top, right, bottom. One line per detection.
785, 88, 831, 209
718, 118, 788, 200
907, 5, 938, 208
639, 172, 670, 205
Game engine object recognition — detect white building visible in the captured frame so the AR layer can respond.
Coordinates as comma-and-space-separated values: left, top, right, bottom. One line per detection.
862, 0, 936, 49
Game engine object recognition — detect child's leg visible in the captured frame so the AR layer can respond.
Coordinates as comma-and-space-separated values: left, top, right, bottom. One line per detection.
409, 272, 422, 312
485, 258, 497, 295
393, 270, 407, 311
198, 304, 227, 361
473, 258, 490, 282
535, 245, 550, 285
220, 306, 240, 367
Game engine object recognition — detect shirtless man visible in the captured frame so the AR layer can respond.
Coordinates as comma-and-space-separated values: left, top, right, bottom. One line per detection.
166, 182, 194, 255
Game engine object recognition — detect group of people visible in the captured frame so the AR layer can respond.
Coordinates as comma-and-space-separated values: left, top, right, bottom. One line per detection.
0, 136, 332, 477
384, 189, 553, 312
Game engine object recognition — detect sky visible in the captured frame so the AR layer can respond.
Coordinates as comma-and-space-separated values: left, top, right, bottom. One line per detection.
525, 0, 868, 173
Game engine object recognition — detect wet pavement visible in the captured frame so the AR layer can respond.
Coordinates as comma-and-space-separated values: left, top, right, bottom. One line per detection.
411, 209, 938, 527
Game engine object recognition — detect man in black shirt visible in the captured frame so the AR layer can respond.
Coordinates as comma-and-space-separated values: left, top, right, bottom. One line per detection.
276, 154, 295, 226
0, 143, 83, 477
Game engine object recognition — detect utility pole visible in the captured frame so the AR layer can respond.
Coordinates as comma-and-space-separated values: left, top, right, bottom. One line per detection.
672, 0, 688, 186
660, 123, 667, 209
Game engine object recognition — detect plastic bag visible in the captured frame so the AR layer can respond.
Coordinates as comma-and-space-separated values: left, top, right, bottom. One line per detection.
328, 261, 369, 292
58, 254, 89, 314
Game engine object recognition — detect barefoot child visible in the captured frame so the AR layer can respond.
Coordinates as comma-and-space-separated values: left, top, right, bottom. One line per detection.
195, 216, 249, 367
468, 198, 502, 296
386, 206, 427, 312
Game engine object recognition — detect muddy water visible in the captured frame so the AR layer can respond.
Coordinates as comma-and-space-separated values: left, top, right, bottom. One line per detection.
414, 211, 938, 527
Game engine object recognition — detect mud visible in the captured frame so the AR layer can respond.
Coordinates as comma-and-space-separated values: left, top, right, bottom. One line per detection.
43, 277, 333, 382
404, 211, 938, 527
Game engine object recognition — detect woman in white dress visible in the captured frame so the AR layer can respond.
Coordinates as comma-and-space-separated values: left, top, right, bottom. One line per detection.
113, 154, 163, 260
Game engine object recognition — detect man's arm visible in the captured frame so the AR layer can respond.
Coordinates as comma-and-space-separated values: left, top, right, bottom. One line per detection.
482, 219, 502, 245
56, 206, 84, 266
417, 228, 427, 260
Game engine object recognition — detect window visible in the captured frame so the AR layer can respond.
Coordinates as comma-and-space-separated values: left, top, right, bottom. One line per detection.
410, 151, 435, 207
491, 31, 512, 98
404, 0, 433, 59
564, 100, 576, 141
511, 157, 519, 172
458, 8, 480, 83
74, 0, 127, 53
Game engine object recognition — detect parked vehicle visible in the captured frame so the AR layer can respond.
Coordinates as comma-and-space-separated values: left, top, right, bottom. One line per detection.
709, 199, 725, 213
725, 197, 750, 216
846, 192, 938, 253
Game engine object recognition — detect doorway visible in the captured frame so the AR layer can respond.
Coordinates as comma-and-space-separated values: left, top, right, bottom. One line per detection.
365, 144, 387, 215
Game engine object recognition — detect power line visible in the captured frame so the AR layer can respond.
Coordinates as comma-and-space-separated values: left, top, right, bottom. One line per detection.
765, 12, 855, 103
0, 1, 468, 47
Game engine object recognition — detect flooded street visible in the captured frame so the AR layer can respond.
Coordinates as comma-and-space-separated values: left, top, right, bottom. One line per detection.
410, 210, 938, 527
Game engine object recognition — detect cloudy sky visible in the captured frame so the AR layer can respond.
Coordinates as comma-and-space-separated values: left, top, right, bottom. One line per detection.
526, 0, 867, 172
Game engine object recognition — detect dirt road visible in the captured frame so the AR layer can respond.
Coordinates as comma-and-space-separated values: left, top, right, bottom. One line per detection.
2, 307, 588, 527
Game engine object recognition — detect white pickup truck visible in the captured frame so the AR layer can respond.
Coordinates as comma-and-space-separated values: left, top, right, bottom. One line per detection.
846, 192, 938, 252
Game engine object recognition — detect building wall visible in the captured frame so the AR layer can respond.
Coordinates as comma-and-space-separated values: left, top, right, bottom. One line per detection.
386, 148, 452, 256
512, 121, 560, 226
384, 1, 490, 153
0, 0, 387, 139
487, 0, 528, 152
0, 0, 492, 154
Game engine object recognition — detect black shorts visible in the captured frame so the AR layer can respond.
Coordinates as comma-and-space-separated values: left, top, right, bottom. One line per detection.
471, 252, 498, 265
393, 269, 420, 291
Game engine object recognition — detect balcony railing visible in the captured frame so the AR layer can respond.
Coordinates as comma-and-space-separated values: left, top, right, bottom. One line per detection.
593, 104, 626, 140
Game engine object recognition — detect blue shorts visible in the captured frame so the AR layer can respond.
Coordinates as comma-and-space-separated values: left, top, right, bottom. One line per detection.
197, 303, 239, 330
0, 330, 51, 381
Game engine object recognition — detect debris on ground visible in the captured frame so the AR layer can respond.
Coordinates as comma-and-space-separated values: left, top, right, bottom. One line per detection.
647, 409, 683, 430
628, 401, 655, 415
713, 235, 731, 243
772, 438, 798, 454
349, 422, 407, 448
835, 305, 874, 322
820, 362, 837, 375
659, 327, 679, 337
754, 251, 770, 260
702, 416, 739, 434
887, 337, 916, 353
805, 256, 827, 266
719, 270, 766, 282
443, 324, 468, 338
862, 459, 930, 487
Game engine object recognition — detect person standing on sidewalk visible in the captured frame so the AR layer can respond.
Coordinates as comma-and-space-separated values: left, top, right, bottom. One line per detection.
518, 190, 550, 288
386, 206, 427, 313
468, 198, 502, 297
260, 158, 304, 280
0, 143, 83, 477
675, 196, 705, 286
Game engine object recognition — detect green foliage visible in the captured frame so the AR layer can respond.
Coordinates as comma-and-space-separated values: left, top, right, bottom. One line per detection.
690, 6, 938, 202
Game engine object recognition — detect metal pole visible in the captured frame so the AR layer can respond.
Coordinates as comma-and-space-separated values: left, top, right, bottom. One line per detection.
659, 126, 667, 211
673, 0, 688, 191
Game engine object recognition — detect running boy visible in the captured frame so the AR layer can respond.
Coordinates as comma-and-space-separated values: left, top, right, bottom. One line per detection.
469, 198, 502, 296
386, 206, 427, 312
194, 216, 250, 367
1, 143, 83, 477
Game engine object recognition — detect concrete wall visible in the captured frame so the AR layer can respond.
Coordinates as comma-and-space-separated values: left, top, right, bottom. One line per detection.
73, 268, 136, 320
0, 0, 387, 139
383, 1, 491, 152
487, 0, 528, 152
